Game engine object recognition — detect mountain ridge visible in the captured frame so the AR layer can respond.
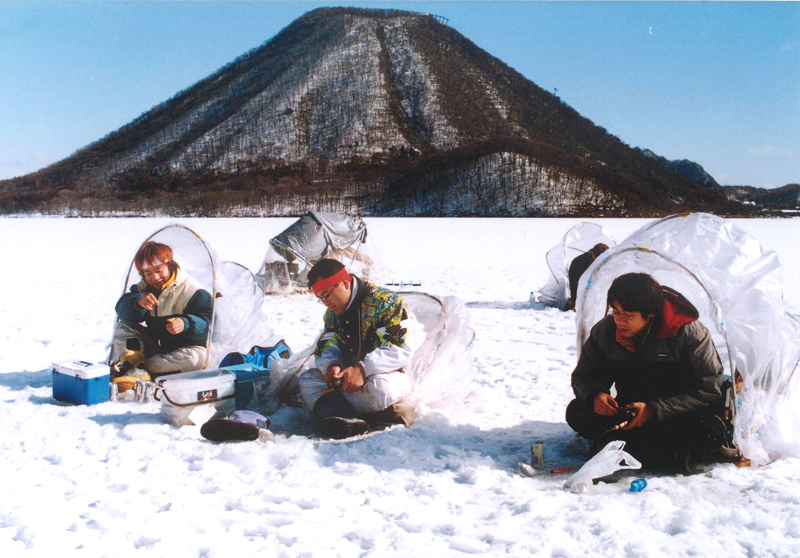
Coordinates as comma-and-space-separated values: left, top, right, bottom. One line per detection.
0, 7, 754, 216
636, 148, 721, 189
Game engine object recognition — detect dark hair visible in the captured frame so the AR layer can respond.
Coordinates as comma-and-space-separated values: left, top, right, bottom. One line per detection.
590, 243, 609, 257
307, 259, 345, 287
607, 273, 663, 317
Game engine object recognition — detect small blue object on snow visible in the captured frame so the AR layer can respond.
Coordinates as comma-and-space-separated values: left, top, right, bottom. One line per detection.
629, 479, 647, 492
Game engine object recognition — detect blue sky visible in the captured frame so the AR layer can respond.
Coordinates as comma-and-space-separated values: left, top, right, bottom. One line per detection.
1, 1, 798, 188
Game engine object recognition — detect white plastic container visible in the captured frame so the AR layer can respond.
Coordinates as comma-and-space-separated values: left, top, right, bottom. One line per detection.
155, 369, 237, 426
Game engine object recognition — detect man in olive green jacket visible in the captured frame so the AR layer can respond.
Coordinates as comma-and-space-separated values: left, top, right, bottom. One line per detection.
567, 273, 728, 473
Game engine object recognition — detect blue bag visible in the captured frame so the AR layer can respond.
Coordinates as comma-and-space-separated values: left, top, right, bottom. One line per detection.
219, 340, 292, 368
219, 340, 292, 411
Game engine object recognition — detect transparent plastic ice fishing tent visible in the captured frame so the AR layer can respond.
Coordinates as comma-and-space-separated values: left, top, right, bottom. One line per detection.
109, 224, 277, 368
394, 292, 476, 423
575, 213, 800, 465
535, 222, 616, 309
256, 212, 381, 294
267, 292, 475, 423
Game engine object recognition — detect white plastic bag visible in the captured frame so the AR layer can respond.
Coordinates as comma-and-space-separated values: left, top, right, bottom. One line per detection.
563, 440, 642, 493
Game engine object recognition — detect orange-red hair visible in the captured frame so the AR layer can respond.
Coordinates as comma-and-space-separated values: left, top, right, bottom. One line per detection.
134, 242, 180, 275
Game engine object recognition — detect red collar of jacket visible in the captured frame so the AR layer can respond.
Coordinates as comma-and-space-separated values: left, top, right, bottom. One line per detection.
655, 287, 699, 339
614, 287, 699, 351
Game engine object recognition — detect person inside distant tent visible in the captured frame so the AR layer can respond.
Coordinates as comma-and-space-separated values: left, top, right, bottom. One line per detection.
566, 273, 731, 474
297, 259, 425, 439
567, 243, 609, 310
111, 241, 213, 388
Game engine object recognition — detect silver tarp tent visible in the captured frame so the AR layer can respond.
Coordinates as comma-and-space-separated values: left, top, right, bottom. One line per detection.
256, 212, 381, 293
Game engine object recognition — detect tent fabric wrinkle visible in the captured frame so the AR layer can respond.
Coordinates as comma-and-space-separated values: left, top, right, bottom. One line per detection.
392, 292, 476, 424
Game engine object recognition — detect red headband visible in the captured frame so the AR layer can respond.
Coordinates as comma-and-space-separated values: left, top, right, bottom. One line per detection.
311, 268, 351, 295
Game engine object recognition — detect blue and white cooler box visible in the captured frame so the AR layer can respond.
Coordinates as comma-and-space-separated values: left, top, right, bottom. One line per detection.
52, 360, 111, 406
222, 363, 272, 412
156, 369, 237, 426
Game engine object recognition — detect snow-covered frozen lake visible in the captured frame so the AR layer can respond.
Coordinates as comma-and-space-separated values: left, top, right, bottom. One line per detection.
1, 216, 799, 557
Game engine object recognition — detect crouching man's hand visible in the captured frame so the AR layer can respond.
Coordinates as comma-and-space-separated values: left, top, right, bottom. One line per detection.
593, 392, 620, 416
622, 402, 654, 430
327, 364, 367, 393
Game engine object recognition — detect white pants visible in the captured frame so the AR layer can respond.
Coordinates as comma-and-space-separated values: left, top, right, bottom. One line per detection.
111, 322, 207, 374
299, 367, 411, 415
145, 346, 207, 374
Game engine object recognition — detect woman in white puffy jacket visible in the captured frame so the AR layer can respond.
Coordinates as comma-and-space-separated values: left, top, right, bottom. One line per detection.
113, 242, 213, 377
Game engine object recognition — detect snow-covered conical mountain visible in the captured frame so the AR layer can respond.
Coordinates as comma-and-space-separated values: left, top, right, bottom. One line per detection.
0, 7, 744, 216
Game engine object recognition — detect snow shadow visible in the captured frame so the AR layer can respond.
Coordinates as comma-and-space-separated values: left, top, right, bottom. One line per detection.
268, 404, 318, 437
304, 415, 684, 481
90, 411, 164, 427
0, 368, 52, 390
309, 415, 592, 476
466, 300, 538, 311
28, 395, 67, 406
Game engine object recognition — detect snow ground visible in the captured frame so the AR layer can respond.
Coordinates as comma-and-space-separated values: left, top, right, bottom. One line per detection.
1, 217, 799, 557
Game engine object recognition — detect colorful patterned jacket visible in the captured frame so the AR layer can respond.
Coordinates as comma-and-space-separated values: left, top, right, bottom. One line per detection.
314, 277, 424, 377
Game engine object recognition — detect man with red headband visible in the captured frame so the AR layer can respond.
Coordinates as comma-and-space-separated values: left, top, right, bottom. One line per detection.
299, 259, 424, 439
111, 241, 213, 385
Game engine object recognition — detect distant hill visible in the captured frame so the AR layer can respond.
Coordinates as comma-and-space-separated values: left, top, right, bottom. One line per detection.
723, 183, 800, 209
0, 7, 752, 217
636, 148, 721, 189
636, 147, 798, 211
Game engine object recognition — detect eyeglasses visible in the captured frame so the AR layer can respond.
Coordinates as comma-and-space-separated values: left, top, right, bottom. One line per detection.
610, 308, 639, 323
316, 283, 341, 304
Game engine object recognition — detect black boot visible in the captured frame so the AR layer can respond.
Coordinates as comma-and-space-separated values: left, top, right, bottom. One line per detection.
313, 392, 370, 440
319, 417, 370, 439
200, 418, 275, 443
361, 404, 406, 429
694, 414, 732, 459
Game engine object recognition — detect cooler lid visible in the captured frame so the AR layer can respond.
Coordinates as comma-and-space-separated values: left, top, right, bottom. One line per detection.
157, 369, 236, 390
52, 360, 110, 380
221, 364, 270, 382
